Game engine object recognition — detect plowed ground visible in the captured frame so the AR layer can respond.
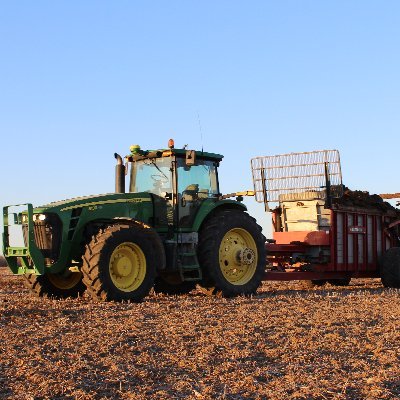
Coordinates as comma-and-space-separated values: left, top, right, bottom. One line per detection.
1, 267, 400, 400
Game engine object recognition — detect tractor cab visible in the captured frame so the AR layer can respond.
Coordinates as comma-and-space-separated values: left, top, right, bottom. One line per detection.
124, 140, 223, 230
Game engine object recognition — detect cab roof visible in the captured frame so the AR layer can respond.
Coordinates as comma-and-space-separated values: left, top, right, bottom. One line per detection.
127, 147, 224, 162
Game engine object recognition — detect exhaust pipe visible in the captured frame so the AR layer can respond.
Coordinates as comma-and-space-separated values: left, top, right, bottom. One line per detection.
114, 153, 125, 193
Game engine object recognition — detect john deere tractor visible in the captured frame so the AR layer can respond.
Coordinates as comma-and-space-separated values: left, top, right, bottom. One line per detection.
3, 140, 265, 301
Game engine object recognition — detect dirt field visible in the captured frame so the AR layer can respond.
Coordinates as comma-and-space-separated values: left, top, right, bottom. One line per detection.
1, 267, 400, 400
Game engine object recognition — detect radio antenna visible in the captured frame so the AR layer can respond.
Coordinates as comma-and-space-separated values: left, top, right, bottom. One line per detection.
197, 112, 204, 153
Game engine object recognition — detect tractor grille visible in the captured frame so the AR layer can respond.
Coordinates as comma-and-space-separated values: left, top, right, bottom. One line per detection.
23, 214, 62, 262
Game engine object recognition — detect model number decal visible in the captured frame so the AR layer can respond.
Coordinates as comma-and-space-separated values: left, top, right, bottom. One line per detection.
60, 198, 151, 211
88, 205, 103, 211
349, 226, 366, 234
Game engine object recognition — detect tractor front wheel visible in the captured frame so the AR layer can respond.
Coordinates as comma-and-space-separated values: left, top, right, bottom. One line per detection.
81, 224, 160, 302
198, 210, 266, 297
23, 270, 85, 298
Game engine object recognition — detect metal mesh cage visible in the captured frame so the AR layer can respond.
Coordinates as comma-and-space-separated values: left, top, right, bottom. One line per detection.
251, 149, 343, 205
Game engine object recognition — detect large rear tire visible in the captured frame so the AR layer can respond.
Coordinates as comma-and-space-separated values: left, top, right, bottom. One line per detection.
198, 210, 266, 297
381, 247, 400, 288
81, 224, 161, 302
23, 271, 85, 298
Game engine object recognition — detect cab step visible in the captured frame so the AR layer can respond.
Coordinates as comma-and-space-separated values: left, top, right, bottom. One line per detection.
178, 252, 202, 281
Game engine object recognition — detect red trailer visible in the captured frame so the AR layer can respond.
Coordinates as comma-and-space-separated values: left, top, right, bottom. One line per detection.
251, 150, 400, 287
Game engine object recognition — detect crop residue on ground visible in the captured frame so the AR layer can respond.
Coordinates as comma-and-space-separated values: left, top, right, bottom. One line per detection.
1, 267, 400, 399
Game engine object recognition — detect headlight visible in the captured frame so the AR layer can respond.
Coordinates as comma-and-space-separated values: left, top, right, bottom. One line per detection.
22, 214, 28, 223
34, 214, 46, 221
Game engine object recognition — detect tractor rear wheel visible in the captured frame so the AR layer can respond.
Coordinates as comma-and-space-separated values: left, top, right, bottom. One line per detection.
153, 274, 196, 295
198, 210, 266, 297
23, 271, 85, 298
81, 224, 160, 302
381, 247, 400, 288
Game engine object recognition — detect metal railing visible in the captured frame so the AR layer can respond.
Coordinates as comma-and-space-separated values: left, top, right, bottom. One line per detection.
251, 149, 343, 209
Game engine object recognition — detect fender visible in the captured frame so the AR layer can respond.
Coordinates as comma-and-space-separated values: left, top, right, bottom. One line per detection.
192, 199, 247, 232
82, 217, 166, 270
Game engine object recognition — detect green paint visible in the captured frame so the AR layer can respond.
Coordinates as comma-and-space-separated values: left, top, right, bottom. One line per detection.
3, 147, 244, 280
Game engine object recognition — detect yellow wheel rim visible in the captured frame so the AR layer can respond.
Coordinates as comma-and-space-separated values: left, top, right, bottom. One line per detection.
219, 228, 258, 285
109, 242, 147, 292
47, 271, 82, 290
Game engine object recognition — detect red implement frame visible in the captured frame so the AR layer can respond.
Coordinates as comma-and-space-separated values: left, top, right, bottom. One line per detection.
263, 207, 399, 281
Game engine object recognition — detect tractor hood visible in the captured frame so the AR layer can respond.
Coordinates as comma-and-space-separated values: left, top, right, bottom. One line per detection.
33, 192, 152, 213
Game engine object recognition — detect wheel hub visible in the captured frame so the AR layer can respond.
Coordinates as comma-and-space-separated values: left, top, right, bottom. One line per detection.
237, 248, 255, 265
109, 243, 146, 292
218, 228, 258, 285
114, 255, 133, 277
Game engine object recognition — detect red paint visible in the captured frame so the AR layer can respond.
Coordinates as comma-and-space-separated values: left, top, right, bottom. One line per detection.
264, 207, 398, 282
273, 230, 330, 246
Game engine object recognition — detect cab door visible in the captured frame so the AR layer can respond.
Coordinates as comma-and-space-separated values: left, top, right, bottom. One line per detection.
176, 158, 219, 228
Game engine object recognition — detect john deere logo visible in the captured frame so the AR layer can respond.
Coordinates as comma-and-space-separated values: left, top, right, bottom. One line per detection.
88, 205, 103, 211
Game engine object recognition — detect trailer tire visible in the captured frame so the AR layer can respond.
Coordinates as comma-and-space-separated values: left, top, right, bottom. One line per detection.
380, 247, 400, 288
82, 224, 160, 302
198, 210, 266, 297
23, 271, 85, 298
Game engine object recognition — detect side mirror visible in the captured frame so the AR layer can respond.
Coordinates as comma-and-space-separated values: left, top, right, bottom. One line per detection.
186, 150, 196, 166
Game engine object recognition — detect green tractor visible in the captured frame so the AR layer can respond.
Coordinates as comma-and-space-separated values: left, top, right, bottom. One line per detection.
3, 140, 265, 301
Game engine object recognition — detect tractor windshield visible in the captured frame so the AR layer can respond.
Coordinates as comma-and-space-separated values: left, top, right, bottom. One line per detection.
130, 157, 172, 195
177, 159, 219, 197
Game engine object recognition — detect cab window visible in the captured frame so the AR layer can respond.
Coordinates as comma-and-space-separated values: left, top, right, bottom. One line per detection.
177, 159, 219, 197
130, 157, 172, 195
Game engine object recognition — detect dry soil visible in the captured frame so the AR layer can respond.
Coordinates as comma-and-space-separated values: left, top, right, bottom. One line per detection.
1, 267, 400, 400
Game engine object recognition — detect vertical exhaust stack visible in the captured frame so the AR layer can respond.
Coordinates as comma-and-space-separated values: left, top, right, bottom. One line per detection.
114, 153, 125, 193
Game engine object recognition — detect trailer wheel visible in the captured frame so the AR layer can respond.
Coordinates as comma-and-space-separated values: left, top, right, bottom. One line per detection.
198, 210, 266, 297
380, 247, 400, 288
23, 271, 85, 298
328, 278, 351, 286
82, 224, 160, 302
153, 274, 196, 295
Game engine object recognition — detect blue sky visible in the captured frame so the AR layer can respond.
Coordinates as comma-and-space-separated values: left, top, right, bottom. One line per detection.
1, 1, 399, 236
